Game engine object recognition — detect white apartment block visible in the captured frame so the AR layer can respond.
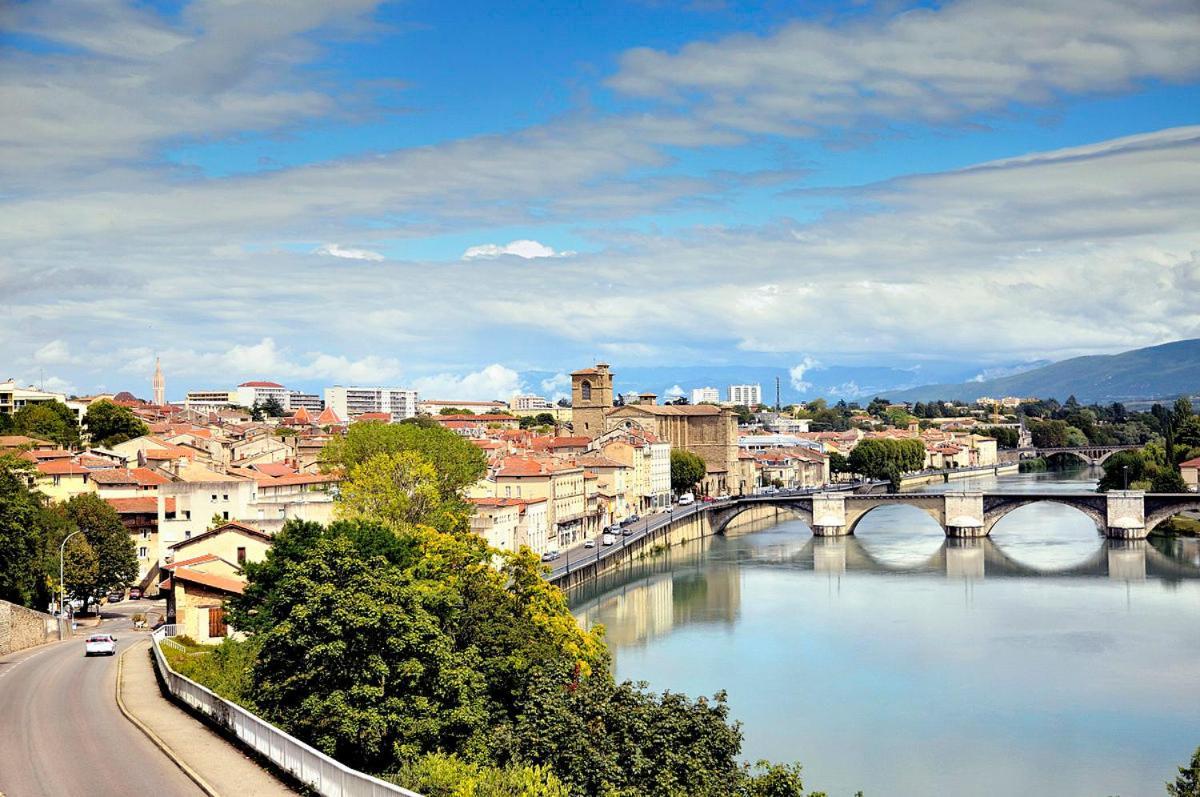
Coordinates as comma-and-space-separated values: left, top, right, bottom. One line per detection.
325, 386, 418, 421
691, 387, 720, 405
184, 390, 236, 411
0, 380, 67, 416
511, 394, 552, 411
728, 384, 762, 407
288, 391, 324, 412
234, 381, 290, 409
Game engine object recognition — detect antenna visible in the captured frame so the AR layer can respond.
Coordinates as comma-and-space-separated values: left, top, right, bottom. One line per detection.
776, 376, 781, 412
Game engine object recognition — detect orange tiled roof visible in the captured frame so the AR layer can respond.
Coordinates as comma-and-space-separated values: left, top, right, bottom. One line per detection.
171, 566, 245, 595
106, 496, 176, 514
36, 460, 92, 476
131, 467, 171, 486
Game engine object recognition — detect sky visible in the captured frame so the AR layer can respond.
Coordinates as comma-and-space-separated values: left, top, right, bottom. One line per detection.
2, 0, 1199, 401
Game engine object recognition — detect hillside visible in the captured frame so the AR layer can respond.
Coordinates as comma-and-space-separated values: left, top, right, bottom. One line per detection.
887, 339, 1200, 404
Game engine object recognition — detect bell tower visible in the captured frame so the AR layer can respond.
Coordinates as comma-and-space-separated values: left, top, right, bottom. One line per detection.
152, 357, 165, 406
571, 363, 613, 438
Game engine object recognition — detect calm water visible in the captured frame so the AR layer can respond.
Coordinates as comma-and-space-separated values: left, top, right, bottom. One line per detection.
571, 470, 1200, 797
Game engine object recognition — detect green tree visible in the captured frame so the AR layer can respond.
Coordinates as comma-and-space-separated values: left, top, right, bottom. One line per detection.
260, 396, 286, 417
980, 426, 1019, 449
827, 451, 849, 476
0, 455, 47, 606
57, 493, 138, 609
83, 399, 149, 447
671, 449, 707, 495
1150, 469, 1188, 493
320, 420, 487, 505
439, 407, 474, 415
336, 451, 455, 532
1098, 450, 1149, 492
12, 401, 79, 447
1167, 746, 1200, 797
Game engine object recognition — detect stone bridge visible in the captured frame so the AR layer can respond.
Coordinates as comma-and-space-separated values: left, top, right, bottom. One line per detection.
709, 491, 1200, 540
1017, 444, 1140, 467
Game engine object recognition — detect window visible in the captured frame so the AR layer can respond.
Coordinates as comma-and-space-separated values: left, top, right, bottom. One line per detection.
222, 511, 229, 520
580, 380, 592, 400
184, 530, 192, 539
211, 494, 217, 501
237, 546, 246, 565
505, 486, 511, 497
183, 510, 191, 520
222, 494, 228, 501
139, 546, 148, 558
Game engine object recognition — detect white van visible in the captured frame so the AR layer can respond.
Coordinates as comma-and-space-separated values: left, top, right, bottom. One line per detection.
677, 493, 695, 506
602, 533, 616, 546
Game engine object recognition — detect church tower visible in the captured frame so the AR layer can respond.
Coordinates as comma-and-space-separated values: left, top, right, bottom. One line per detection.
152, 357, 165, 406
571, 363, 613, 438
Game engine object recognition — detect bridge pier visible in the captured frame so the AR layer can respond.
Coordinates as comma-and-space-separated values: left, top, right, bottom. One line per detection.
1105, 490, 1146, 539
943, 492, 985, 538
811, 493, 851, 537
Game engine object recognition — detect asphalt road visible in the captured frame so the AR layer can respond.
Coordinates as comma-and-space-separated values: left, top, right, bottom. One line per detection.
0, 603, 203, 797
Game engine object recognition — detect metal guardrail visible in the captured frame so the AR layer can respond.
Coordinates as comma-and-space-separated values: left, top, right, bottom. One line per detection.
150, 625, 421, 797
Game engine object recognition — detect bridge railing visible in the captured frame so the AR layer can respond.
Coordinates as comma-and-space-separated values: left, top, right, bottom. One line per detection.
150, 624, 421, 797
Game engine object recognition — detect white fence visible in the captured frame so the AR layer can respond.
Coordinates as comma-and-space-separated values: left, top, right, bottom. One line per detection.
150, 625, 421, 797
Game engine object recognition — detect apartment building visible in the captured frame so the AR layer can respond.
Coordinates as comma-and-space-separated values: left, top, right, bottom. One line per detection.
234, 381, 290, 409
325, 386, 418, 421
287, 391, 324, 412
0, 380, 67, 416
728, 384, 762, 407
691, 387, 720, 405
184, 390, 236, 411
511, 394, 552, 411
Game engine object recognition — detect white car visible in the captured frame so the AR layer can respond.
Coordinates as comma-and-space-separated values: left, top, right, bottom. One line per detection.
584, 539, 596, 548
84, 634, 117, 657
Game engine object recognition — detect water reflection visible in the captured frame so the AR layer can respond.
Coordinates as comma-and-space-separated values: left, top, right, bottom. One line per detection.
569, 471, 1200, 797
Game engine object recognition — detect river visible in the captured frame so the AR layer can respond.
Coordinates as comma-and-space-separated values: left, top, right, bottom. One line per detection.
570, 470, 1200, 797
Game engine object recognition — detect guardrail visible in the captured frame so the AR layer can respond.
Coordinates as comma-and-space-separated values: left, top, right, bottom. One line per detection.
150, 624, 421, 797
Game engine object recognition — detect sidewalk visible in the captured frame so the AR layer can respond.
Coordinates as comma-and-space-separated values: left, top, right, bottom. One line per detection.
118, 638, 297, 796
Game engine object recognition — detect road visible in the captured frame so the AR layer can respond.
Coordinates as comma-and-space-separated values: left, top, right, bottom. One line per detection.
0, 602, 204, 797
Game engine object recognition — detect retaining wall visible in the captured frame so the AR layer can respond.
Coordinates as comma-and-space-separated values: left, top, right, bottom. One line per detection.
0, 599, 57, 656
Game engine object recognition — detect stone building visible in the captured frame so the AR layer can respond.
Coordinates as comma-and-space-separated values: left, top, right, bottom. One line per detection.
570, 363, 614, 438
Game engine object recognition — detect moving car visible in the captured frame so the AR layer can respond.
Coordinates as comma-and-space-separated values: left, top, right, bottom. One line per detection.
540, 550, 561, 562
84, 634, 117, 657
702, 495, 716, 503
602, 533, 616, 546
584, 539, 596, 548
621, 525, 634, 536
627, 514, 640, 523
677, 493, 695, 506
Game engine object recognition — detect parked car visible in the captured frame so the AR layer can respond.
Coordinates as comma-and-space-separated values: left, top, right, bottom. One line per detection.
107, 590, 124, 603
702, 495, 716, 503
84, 634, 117, 657
128, 587, 142, 600
541, 550, 561, 562
584, 539, 596, 548
622, 525, 634, 536
602, 533, 616, 546
627, 514, 640, 523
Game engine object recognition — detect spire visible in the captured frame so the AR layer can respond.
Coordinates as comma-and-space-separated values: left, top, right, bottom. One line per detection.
152, 356, 165, 406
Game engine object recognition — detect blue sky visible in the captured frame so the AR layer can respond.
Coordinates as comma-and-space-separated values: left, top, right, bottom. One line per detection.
2, 0, 1199, 400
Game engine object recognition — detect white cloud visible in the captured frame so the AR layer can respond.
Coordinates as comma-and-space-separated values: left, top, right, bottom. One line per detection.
665, 384, 685, 397
413, 364, 525, 402
462, 240, 576, 260
789, 356, 820, 392
610, 0, 1200, 137
33, 340, 77, 366
315, 243, 385, 262
540, 373, 572, 395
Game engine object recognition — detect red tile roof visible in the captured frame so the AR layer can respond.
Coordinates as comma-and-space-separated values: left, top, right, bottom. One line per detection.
28, 449, 73, 460
1179, 457, 1200, 468
355, 412, 390, 422
36, 460, 92, 476
238, 381, 284, 388
162, 553, 219, 570
131, 467, 171, 486
171, 566, 245, 595
316, 406, 343, 425
106, 496, 176, 514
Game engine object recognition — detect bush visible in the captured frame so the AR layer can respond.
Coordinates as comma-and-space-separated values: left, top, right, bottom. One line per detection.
385, 753, 569, 797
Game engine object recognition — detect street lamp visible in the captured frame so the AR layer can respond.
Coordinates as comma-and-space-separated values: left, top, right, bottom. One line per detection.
59, 528, 83, 625
1122, 464, 1129, 491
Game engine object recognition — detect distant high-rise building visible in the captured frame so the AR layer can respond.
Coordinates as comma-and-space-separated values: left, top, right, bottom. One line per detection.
511, 394, 552, 411
691, 387, 720, 405
152, 357, 165, 406
728, 384, 762, 407
324, 386, 418, 421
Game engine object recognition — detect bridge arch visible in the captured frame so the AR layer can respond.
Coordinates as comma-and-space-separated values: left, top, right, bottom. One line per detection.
844, 500, 946, 536
984, 497, 1108, 537
1145, 501, 1200, 535
711, 502, 813, 535
1042, 450, 1094, 468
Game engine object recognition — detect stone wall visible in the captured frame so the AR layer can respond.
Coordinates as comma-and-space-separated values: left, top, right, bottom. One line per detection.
0, 599, 57, 656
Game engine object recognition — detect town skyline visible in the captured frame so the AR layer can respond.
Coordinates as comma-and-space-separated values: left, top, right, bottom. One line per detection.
4, 0, 1199, 400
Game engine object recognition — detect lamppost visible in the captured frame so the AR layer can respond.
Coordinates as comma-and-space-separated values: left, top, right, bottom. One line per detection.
1122, 464, 1129, 491
59, 529, 83, 632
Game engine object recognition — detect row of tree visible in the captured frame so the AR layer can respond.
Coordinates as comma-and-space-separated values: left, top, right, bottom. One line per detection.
845, 438, 927, 485
0, 398, 148, 449
0, 455, 139, 611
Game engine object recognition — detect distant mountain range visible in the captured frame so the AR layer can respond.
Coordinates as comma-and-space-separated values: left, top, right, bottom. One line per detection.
886, 339, 1200, 404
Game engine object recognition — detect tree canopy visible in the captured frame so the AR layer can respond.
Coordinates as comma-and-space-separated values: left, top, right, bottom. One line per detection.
670, 449, 707, 495
11, 401, 79, 447
83, 399, 149, 447
847, 438, 926, 485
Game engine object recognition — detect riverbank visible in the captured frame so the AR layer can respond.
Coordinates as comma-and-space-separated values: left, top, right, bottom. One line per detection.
896, 462, 1019, 488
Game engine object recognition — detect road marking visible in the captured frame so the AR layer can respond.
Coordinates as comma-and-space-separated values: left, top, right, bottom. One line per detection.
115, 643, 220, 797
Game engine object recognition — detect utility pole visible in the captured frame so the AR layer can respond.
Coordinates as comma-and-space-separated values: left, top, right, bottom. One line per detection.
775, 376, 781, 412
58, 529, 84, 639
